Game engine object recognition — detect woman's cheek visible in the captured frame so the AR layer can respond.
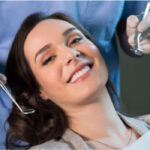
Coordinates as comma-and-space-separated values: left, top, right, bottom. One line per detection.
85, 43, 100, 58
45, 70, 59, 84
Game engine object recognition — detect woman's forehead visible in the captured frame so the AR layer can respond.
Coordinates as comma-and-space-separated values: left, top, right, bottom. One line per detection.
24, 19, 78, 49
32, 18, 76, 35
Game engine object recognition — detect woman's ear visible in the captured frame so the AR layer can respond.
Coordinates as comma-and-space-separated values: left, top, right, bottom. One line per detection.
40, 89, 49, 100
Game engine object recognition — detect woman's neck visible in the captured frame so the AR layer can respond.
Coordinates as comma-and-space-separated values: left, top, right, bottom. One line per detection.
66, 87, 128, 141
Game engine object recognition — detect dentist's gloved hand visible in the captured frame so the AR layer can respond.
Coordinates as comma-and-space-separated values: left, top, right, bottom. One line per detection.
126, 14, 150, 54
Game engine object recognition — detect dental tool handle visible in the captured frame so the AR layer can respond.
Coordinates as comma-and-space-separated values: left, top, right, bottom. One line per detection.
138, 2, 150, 23
142, 2, 150, 19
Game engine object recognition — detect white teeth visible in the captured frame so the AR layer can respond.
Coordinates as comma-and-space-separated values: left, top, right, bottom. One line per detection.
70, 65, 90, 83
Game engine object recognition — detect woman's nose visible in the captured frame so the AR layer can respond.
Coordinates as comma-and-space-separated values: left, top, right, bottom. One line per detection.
61, 47, 81, 65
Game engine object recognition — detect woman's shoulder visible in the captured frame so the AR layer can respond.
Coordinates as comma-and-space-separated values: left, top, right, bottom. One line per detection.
136, 114, 150, 125
118, 112, 150, 124
118, 112, 150, 132
29, 139, 72, 150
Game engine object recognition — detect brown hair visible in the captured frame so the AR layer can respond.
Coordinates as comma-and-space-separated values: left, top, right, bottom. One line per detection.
5, 12, 120, 149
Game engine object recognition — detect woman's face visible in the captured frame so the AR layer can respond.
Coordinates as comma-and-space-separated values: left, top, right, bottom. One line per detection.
24, 18, 108, 110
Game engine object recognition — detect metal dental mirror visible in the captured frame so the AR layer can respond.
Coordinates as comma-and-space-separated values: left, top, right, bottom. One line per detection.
0, 73, 35, 115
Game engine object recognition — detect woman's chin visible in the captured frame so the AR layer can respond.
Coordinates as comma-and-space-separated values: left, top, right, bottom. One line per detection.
68, 80, 106, 105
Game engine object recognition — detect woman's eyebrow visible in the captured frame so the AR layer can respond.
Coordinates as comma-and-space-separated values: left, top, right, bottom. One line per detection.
35, 44, 51, 62
63, 27, 76, 36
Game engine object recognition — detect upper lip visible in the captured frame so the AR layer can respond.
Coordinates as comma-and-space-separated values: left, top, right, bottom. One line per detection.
67, 62, 93, 83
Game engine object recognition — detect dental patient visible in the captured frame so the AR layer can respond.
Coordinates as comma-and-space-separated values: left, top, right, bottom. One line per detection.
5, 12, 150, 150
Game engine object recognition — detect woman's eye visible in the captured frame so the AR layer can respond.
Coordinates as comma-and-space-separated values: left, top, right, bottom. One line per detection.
70, 37, 83, 45
42, 56, 55, 66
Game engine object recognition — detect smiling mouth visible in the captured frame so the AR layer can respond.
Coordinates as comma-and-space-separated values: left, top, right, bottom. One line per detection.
67, 63, 93, 84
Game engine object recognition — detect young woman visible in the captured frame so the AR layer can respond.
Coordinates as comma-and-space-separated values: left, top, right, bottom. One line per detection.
5, 12, 150, 150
